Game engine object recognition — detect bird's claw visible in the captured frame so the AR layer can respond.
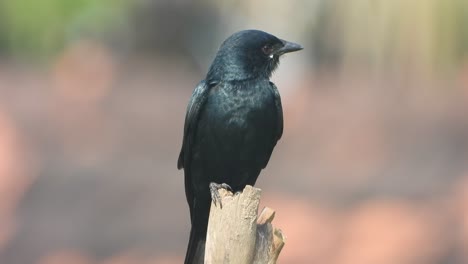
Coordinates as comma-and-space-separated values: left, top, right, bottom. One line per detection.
209, 182, 232, 208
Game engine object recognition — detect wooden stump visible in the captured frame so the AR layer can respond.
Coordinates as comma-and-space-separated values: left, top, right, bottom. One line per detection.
205, 185, 285, 264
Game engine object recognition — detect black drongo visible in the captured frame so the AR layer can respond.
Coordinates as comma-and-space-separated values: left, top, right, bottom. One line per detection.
177, 29, 302, 264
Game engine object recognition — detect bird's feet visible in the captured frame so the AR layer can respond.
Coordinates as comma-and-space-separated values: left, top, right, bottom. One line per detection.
209, 182, 233, 208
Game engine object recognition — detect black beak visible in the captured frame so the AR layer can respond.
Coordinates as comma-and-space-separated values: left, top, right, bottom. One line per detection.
275, 39, 303, 55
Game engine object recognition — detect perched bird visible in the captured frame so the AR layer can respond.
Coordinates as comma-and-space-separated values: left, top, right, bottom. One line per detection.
177, 29, 302, 264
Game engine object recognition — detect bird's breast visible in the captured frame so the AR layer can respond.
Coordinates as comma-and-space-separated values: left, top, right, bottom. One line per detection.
191, 80, 279, 187
207, 80, 275, 127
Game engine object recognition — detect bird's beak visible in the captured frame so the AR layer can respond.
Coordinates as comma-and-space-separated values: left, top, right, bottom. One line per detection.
275, 39, 303, 55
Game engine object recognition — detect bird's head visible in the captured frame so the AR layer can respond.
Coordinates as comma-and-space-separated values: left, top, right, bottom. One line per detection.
206, 30, 303, 82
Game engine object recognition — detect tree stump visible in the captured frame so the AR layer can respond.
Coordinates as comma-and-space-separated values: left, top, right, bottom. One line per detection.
205, 185, 285, 264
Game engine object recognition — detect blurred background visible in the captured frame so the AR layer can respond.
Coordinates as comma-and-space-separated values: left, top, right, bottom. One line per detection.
0, 0, 468, 263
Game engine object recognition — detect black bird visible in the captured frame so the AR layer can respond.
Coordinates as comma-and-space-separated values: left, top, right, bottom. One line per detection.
177, 29, 302, 264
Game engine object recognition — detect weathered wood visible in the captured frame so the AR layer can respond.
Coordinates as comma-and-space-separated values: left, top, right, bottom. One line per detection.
205, 185, 286, 264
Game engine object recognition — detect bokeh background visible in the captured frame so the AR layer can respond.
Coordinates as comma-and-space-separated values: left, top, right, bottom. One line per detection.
0, 0, 468, 263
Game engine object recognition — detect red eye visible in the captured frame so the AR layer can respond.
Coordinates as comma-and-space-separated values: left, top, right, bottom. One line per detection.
262, 45, 273, 55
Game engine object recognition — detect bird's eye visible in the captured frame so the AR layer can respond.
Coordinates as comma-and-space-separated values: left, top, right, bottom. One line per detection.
261, 45, 273, 55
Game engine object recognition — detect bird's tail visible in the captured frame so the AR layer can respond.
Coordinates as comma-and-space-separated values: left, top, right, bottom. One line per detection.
184, 222, 207, 264
185, 199, 210, 264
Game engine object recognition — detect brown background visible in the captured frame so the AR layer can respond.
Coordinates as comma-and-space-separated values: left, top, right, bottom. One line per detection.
0, 1, 468, 263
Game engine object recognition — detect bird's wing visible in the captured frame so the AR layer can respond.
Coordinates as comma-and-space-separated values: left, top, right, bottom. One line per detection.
258, 81, 284, 169
178, 80, 212, 170
269, 81, 284, 141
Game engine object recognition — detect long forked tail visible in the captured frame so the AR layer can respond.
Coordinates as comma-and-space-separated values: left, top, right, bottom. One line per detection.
184, 223, 206, 264
185, 200, 211, 264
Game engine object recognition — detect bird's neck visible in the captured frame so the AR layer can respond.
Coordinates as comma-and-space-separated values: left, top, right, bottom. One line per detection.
206, 56, 278, 83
